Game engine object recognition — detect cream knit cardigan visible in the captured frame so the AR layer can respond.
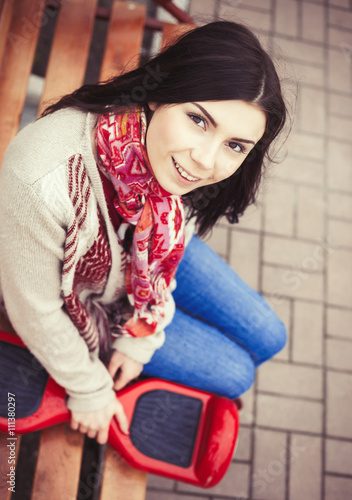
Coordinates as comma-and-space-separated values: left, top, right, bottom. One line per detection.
0, 108, 192, 412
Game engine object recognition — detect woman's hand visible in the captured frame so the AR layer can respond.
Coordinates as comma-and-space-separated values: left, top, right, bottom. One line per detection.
71, 397, 129, 444
108, 350, 143, 391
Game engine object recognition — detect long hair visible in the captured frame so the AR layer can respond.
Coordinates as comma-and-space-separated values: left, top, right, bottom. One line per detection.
42, 21, 287, 236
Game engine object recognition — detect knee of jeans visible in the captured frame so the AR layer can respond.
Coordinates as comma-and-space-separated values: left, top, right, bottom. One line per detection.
258, 315, 287, 364
221, 354, 256, 399
269, 316, 287, 355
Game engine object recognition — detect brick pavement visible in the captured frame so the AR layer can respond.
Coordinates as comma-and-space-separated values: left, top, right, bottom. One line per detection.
146, 0, 352, 499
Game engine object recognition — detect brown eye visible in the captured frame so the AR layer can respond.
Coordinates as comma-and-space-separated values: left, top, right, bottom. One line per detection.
188, 114, 206, 129
228, 141, 245, 153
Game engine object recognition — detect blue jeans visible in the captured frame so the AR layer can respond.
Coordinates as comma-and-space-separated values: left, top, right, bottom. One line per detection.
143, 235, 287, 399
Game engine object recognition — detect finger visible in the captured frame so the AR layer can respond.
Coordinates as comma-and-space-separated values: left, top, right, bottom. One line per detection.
71, 419, 79, 431
79, 425, 88, 434
87, 428, 97, 439
114, 401, 129, 435
108, 353, 124, 378
113, 368, 131, 391
96, 427, 109, 445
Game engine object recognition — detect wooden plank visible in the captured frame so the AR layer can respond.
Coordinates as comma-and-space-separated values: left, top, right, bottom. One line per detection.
161, 21, 194, 49
100, 444, 147, 500
37, 0, 99, 116
0, 432, 21, 500
99, 1, 146, 81
31, 423, 84, 500
0, 0, 46, 166
0, 0, 13, 65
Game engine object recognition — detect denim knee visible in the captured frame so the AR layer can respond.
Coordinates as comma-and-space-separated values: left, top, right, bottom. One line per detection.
218, 351, 256, 399
255, 313, 287, 366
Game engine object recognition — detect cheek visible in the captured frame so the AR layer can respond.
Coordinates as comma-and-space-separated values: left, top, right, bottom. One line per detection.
215, 157, 243, 182
149, 116, 178, 155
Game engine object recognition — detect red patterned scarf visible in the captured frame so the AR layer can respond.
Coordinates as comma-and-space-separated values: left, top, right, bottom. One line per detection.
95, 109, 185, 338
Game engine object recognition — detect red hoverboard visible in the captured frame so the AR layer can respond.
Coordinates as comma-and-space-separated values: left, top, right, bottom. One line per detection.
0, 330, 239, 488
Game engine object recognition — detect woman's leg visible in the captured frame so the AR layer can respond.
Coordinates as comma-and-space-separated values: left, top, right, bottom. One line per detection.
143, 235, 287, 398
143, 307, 256, 399
172, 235, 287, 367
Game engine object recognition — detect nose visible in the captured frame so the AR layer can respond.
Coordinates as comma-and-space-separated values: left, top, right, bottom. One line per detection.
190, 141, 218, 171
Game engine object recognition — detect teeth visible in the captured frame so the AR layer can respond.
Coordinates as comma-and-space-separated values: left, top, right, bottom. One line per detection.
173, 159, 199, 182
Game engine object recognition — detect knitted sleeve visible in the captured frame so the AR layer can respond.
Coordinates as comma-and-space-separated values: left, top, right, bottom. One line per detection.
0, 164, 115, 413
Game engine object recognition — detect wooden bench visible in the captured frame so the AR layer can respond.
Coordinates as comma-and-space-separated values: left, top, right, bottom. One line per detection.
0, 1, 193, 498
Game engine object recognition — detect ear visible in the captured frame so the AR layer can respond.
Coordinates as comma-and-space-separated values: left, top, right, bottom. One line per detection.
148, 102, 158, 111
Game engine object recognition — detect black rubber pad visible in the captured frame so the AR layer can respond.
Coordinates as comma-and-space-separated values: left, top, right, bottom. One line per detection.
130, 390, 203, 468
0, 340, 48, 419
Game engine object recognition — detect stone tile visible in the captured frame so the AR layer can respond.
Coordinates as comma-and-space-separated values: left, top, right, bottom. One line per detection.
339, 41, 352, 72
292, 301, 324, 365
234, 425, 252, 462
325, 476, 352, 500
234, 0, 272, 9
190, 0, 215, 23
203, 224, 228, 259
262, 264, 324, 301
296, 186, 325, 240
147, 474, 175, 490
251, 429, 288, 500
274, 0, 298, 37
327, 141, 352, 192
299, 86, 326, 135
328, 48, 352, 93
146, 492, 208, 500
284, 131, 325, 161
289, 434, 322, 500
219, 4, 272, 33
263, 180, 295, 236
328, 191, 352, 219
264, 295, 291, 361
326, 438, 352, 475
329, 93, 352, 118
302, 3, 325, 42
273, 36, 325, 65
274, 156, 324, 186
327, 306, 352, 340
238, 202, 263, 232
256, 394, 323, 433
329, 5, 352, 29
177, 462, 250, 497
329, 26, 352, 48
240, 385, 255, 426
326, 370, 352, 438
190, 0, 215, 14
329, 116, 352, 143
328, 218, 352, 248
328, 0, 350, 7
327, 248, 352, 307
257, 360, 323, 399
229, 229, 261, 290
289, 60, 325, 87
327, 338, 352, 370
263, 236, 325, 272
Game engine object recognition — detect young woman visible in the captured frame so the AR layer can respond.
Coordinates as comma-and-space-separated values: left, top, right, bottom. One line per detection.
0, 21, 287, 445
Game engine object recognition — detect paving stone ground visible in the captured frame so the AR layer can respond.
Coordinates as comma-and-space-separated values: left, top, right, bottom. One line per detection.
18, 1, 352, 498
146, 1, 352, 499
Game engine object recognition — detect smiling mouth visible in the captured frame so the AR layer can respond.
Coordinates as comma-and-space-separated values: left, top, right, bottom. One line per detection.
172, 157, 201, 182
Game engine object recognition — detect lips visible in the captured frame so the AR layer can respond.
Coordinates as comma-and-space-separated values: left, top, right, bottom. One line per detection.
172, 157, 201, 182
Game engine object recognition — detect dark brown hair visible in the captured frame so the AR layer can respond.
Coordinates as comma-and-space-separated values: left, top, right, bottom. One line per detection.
42, 21, 287, 236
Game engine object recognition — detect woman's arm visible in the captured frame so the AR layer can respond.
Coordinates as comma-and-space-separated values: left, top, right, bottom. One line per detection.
0, 163, 127, 437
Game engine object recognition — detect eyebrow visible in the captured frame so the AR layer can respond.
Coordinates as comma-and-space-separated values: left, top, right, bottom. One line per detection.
191, 102, 256, 146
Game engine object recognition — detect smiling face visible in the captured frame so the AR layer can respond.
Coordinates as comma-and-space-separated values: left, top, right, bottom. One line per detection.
145, 100, 267, 196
